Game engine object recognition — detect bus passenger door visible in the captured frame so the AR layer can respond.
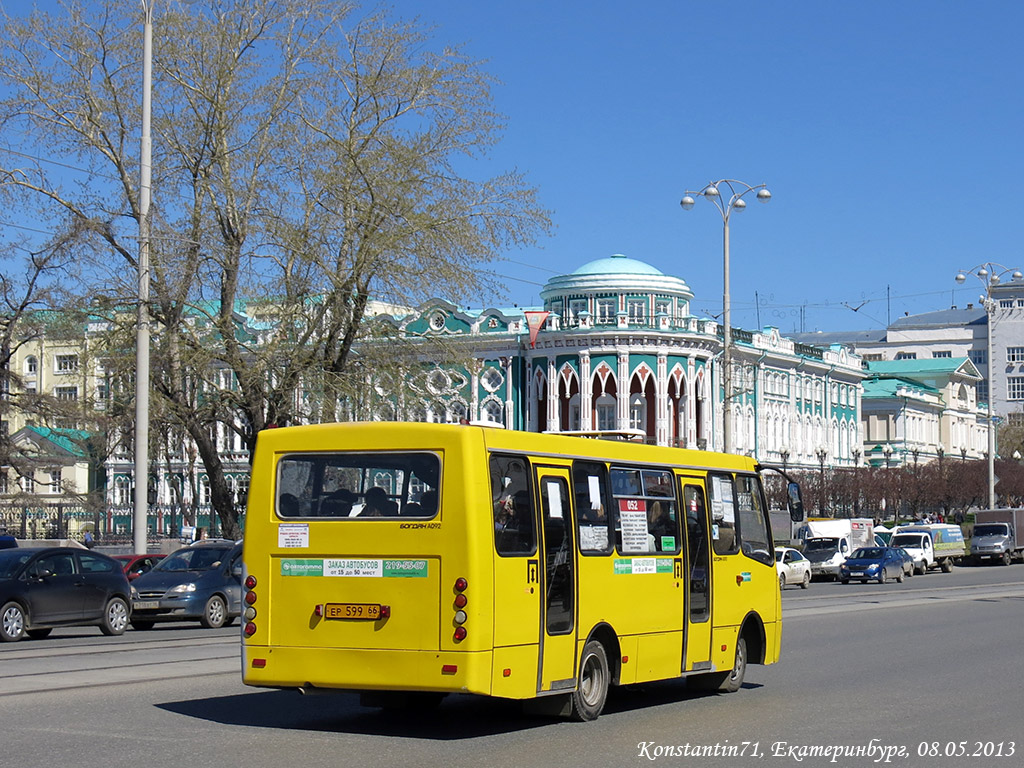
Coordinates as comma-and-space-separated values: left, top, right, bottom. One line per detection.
535, 467, 578, 692
680, 477, 712, 671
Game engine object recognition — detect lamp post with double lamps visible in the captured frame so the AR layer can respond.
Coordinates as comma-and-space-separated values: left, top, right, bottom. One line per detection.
681, 180, 771, 454
955, 263, 1023, 509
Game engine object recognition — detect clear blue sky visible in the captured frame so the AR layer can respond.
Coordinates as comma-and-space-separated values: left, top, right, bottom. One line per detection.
395, 0, 1024, 334
8, 1, 1023, 335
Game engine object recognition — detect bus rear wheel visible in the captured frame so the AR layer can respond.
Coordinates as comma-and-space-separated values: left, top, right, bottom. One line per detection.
570, 639, 609, 721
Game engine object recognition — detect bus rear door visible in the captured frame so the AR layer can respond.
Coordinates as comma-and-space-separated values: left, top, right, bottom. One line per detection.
535, 466, 577, 693
680, 476, 713, 670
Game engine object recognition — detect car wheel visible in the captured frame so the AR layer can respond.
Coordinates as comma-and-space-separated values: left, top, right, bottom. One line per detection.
131, 620, 155, 631
941, 558, 954, 573
1001, 552, 1011, 566
101, 597, 129, 636
906, 565, 913, 577
1, 601, 26, 642
27, 628, 53, 640
800, 571, 810, 589
200, 595, 227, 629
570, 639, 610, 721
896, 569, 904, 583
779, 573, 786, 589
877, 568, 886, 584
840, 578, 849, 584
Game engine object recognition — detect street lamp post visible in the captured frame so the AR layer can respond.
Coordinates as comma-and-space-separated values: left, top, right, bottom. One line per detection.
956, 263, 1023, 509
779, 446, 790, 472
681, 180, 771, 454
134, 0, 155, 555
815, 445, 828, 515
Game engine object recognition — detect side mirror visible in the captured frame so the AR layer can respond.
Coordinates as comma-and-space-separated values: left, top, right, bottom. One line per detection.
787, 482, 805, 523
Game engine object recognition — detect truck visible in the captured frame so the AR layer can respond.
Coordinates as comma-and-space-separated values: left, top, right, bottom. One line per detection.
889, 524, 966, 574
794, 518, 875, 580
969, 509, 1024, 566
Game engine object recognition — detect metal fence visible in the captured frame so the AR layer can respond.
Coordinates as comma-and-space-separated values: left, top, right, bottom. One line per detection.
0, 502, 224, 546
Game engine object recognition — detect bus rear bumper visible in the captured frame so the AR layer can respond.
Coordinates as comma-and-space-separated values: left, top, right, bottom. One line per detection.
242, 645, 494, 696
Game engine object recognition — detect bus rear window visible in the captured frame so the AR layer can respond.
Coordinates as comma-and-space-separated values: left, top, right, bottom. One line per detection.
276, 452, 440, 519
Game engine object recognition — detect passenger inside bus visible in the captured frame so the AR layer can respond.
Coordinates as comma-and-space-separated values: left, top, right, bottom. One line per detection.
362, 487, 398, 517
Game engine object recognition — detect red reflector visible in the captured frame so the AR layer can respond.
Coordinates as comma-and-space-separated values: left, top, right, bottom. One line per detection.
244, 591, 257, 605
454, 577, 468, 592
314, 604, 323, 617
244, 622, 257, 637
622, 656, 629, 664
441, 664, 458, 675
736, 575, 744, 585
244, 575, 257, 590
252, 658, 266, 668
453, 626, 467, 642
721, 644, 728, 652
379, 604, 391, 619
454, 593, 467, 608
503, 668, 511, 677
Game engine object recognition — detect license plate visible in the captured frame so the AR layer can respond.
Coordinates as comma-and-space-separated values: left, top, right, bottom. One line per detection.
325, 602, 381, 620
134, 600, 159, 610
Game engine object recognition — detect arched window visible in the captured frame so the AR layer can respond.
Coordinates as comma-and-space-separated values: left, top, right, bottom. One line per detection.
25, 356, 37, 375
482, 398, 505, 425
629, 393, 646, 432
595, 393, 616, 430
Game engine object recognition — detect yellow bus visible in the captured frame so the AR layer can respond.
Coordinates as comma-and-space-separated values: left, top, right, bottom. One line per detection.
240, 421, 803, 720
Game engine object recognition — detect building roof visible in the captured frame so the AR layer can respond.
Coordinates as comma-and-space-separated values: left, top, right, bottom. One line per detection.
790, 329, 888, 346
17, 426, 92, 458
861, 376, 939, 399
866, 357, 980, 379
888, 306, 986, 329
571, 253, 664, 276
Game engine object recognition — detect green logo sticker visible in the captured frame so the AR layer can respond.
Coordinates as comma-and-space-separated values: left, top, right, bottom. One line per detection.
280, 559, 323, 577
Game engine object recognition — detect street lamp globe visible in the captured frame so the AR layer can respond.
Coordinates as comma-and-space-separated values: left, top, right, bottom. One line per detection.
704, 185, 720, 200
955, 272, 966, 284
679, 195, 696, 210
757, 188, 772, 203
1013, 270, 1023, 280
731, 198, 747, 212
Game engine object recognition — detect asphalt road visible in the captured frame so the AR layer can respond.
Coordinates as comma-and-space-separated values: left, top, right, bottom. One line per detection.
2, 565, 1022, 768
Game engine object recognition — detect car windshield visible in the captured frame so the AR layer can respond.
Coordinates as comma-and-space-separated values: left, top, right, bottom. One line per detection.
973, 524, 1009, 537
156, 546, 231, 572
804, 538, 838, 552
0, 549, 33, 579
889, 535, 920, 548
851, 548, 884, 559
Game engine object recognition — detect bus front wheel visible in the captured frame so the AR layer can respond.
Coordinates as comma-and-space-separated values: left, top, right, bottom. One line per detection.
570, 639, 609, 721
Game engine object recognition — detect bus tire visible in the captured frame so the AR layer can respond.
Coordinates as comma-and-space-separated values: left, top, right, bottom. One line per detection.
692, 637, 747, 693
570, 640, 609, 721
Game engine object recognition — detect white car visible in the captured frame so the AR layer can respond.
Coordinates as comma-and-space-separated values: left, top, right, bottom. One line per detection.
775, 547, 811, 589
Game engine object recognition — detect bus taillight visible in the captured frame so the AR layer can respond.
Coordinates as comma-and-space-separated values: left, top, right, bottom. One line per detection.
245, 591, 257, 605
244, 622, 257, 637
245, 575, 257, 590
454, 593, 467, 608
453, 626, 467, 642
454, 577, 468, 592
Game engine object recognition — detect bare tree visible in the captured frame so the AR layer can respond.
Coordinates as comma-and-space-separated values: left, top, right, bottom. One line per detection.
0, 0, 551, 538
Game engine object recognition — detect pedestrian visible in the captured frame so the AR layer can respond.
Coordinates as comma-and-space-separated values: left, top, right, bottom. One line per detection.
84, 530, 95, 549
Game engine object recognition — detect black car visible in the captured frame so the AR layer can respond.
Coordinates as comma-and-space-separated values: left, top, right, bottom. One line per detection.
0, 547, 132, 642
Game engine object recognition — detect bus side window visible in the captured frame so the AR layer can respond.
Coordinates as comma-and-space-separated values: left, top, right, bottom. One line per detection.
490, 454, 536, 556
708, 473, 739, 555
573, 460, 611, 554
735, 474, 773, 565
